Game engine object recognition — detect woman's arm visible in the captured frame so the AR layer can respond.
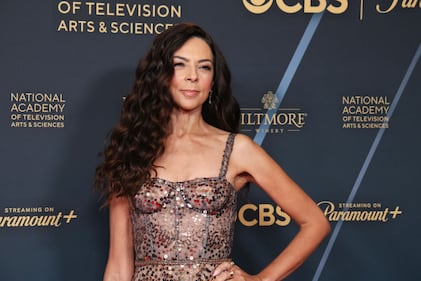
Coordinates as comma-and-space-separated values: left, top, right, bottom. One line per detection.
229, 134, 331, 281
103, 196, 134, 281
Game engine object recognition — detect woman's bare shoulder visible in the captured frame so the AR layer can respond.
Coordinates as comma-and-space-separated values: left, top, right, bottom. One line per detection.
232, 133, 259, 152
199, 125, 234, 143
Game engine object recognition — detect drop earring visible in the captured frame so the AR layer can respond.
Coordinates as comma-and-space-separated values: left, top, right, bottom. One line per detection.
208, 90, 213, 104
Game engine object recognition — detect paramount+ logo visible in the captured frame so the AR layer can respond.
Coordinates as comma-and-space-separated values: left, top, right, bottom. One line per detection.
242, 0, 348, 14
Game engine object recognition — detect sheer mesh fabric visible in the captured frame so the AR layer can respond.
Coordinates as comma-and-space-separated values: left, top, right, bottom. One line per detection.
130, 134, 237, 281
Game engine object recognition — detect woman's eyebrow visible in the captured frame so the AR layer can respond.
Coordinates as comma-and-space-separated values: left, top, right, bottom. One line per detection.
173, 55, 212, 63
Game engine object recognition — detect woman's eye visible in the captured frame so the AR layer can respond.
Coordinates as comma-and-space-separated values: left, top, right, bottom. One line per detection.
200, 65, 212, 71
173, 62, 184, 67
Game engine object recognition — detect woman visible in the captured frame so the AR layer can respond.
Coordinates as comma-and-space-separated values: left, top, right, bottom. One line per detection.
95, 22, 330, 281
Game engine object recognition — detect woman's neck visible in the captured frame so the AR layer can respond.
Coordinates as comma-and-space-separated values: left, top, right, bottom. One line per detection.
170, 109, 207, 137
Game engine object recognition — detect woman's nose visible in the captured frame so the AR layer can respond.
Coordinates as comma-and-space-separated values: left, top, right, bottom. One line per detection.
185, 66, 198, 82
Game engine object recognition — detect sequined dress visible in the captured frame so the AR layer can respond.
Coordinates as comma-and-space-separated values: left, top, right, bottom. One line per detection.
130, 133, 237, 281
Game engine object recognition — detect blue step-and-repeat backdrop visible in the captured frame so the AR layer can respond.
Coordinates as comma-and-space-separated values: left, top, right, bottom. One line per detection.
1, 1, 420, 280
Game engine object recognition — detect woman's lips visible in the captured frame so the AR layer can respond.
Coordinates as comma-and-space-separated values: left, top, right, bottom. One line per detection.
181, 89, 200, 97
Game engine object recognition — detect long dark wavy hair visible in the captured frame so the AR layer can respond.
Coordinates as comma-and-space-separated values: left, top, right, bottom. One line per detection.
94, 23, 240, 203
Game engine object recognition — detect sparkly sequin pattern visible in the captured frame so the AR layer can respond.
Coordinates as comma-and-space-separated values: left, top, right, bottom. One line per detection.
130, 134, 237, 281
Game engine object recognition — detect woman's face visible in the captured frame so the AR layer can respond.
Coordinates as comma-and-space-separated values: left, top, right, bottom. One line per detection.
169, 37, 214, 112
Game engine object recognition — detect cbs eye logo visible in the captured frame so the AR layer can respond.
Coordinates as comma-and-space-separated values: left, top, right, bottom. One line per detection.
242, 0, 348, 14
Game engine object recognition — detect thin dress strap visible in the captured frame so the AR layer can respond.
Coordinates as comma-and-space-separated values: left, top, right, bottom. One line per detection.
218, 133, 236, 177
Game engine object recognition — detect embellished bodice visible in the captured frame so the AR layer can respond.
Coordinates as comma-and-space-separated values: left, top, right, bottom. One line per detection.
129, 134, 237, 281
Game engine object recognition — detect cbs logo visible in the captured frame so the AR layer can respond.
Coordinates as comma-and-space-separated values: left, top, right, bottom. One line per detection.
242, 0, 348, 14
238, 203, 291, 226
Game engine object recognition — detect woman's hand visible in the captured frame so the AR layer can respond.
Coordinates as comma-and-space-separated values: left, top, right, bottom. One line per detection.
210, 261, 262, 281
